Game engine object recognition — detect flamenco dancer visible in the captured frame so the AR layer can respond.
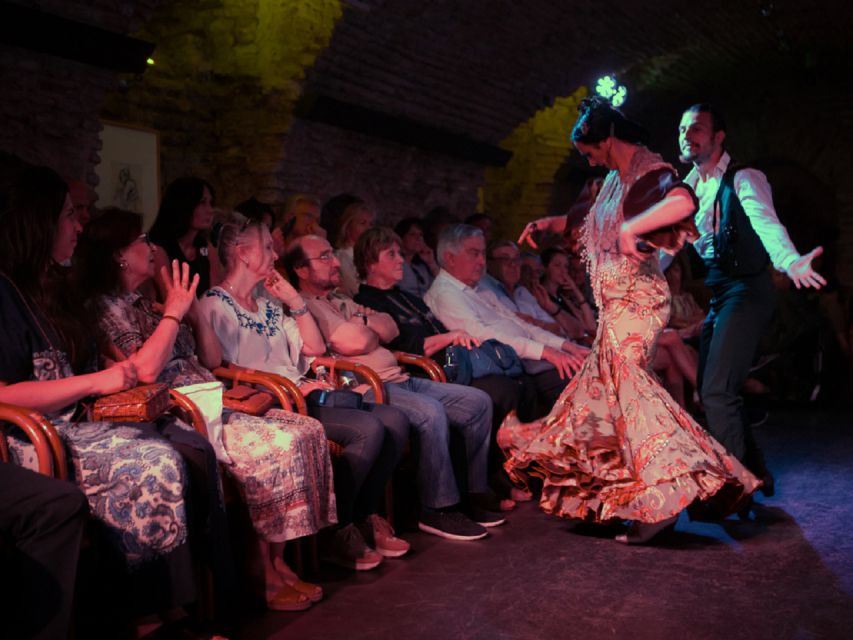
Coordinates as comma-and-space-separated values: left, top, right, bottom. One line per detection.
505, 97, 760, 544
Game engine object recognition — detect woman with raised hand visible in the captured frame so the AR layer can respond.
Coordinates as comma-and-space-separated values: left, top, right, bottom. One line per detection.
499, 97, 760, 544
77, 208, 336, 612
0, 165, 202, 617
200, 217, 412, 570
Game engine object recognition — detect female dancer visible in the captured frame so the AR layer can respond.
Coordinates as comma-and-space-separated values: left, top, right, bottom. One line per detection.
501, 98, 760, 543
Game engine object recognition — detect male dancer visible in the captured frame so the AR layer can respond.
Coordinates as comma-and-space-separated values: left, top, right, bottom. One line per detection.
678, 103, 825, 497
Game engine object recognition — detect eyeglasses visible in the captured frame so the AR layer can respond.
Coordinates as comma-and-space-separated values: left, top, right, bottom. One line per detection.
306, 250, 335, 262
491, 255, 522, 265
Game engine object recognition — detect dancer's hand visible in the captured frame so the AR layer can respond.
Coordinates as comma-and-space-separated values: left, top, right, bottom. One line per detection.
618, 226, 653, 263
518, 216, 565, 249
785, 246, 826, 290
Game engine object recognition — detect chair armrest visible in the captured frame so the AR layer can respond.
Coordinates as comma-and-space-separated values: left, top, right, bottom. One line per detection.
310, 357, 385, 404
0, 402, 61, 478
169, 390, 209, 438
212, 364, 296, 413
394, 351, 446, 383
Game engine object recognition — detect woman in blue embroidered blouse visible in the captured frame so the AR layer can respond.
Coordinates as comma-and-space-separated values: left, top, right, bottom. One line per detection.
200, 218, 413, 569
77, 208, 336, 611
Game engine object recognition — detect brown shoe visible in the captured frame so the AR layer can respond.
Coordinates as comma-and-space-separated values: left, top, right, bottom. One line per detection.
360, 514, 410, 558
266, 584, 312, 611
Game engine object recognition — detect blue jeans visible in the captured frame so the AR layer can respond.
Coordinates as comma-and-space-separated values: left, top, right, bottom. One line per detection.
370, 377, 492, 509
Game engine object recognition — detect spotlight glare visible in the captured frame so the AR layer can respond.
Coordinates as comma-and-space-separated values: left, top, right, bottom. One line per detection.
146, 58, 155, 66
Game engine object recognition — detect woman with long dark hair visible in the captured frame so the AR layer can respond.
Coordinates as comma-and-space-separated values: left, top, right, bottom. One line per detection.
149, 176, 217, 295
499, 98, 761, 544
0, 164, 202, 615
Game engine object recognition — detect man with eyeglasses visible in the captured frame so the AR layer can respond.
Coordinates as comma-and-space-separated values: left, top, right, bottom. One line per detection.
480, 240, 570, 336
425, 225, 588, 417
284, 235, 505, 542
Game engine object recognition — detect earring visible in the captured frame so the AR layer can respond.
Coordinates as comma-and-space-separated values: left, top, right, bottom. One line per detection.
119, 259, 128, 270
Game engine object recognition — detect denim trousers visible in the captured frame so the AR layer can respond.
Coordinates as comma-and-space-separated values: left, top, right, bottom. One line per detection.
375, 377, 492, 509
308, 403, 409, 525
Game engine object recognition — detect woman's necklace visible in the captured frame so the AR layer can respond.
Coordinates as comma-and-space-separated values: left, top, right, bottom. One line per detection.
222, 279, 257, 312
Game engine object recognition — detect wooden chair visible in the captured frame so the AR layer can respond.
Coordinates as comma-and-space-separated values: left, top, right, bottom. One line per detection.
394, 352, 446, 383
0, 402, 58, 477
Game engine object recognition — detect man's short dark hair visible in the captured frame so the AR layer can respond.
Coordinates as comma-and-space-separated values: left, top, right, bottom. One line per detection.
281, 236, 311, 288
685, 103, 727, 133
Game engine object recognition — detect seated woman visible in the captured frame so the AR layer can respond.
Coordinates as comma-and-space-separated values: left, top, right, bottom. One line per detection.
539, 247, 597, 341
199, 217, 411, 565
394, 217, 438, 298
76, 208, 336, 611
353, 226, 532, 507
149, 176, 221, 296
328, 198, 375, 297
0, 166, 207, 619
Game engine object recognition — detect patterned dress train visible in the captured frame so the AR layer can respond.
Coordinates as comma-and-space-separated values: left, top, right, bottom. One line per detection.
499, 147, 760, 524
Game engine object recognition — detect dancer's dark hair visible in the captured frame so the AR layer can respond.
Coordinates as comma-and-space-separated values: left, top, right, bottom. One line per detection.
684, 103, 727, 133
571, 97, 649, 146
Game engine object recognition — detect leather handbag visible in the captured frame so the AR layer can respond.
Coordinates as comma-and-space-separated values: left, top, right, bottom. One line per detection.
222, 385, 275, 416
92, 383, 171, 422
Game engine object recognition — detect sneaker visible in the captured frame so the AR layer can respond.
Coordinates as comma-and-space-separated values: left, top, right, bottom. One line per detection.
464, 504, 506, 528
418, 509, 488, 541
360, 514, 410, 558
321, 523, 383, 571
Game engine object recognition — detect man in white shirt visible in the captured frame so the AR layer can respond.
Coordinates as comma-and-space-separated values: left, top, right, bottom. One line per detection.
425, 224, 588, 416
481, 239, 580, 337
284, 234, 504, 542
679, 103, 825, 498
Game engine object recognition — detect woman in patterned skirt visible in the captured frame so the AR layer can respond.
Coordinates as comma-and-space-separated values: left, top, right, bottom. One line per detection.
76, 208, 337, 611
0, 164, 208, 617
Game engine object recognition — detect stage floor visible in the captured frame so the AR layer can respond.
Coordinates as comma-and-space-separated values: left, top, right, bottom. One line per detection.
238, 407, 853, 640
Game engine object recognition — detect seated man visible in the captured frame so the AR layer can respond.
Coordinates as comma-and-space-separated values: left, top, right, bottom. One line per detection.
284, 235, 504, 542
425, 224, 589, 416
481, 239, 577, 337
353, 226, 536, 504
1, 463, 88, 640
278, 194, 326, 251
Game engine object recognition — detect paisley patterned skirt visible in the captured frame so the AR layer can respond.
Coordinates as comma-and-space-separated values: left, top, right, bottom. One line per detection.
223, 409, 337, 542
499, 270, 760, 523
11, 419, 189, 565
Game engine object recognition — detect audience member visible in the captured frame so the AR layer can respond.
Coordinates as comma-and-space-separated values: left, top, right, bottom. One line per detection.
422, 205, 460, 252
281, 194, 325, 244
201, 216, 411, 567
284, 234, 505, 541
330, 200, 375, 296
424, 224, 588, 415
481, 240, 567, 336
465, 212, 495, 243
67, 178, 92, 227
353, 227, 535, 505
394, 217, 438, 297
0, 463, 88, 640
540, 247, 596, 340
149, 176, 218, 296
78, 208, 336, 611
0, 166, 205, 616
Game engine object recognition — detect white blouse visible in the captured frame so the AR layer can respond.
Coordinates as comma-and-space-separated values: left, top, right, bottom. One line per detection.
200, 287, 310, 382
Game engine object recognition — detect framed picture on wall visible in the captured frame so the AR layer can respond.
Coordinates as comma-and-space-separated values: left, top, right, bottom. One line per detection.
95, 121, 161, 230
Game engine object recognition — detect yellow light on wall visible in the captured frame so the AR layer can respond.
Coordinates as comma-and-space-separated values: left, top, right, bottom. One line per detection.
146, 57, 155, 65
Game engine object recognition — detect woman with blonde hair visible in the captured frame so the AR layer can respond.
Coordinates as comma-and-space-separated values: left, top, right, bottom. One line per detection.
77, 208, 336, 611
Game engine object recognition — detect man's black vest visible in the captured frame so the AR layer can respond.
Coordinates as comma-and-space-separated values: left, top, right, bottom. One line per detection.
712, 164, 771, 278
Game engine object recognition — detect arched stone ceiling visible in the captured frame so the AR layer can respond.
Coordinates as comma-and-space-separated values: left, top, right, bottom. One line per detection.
303, 0, 853, 145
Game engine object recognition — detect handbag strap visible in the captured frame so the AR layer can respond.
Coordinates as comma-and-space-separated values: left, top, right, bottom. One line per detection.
385, 289, 444, 335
